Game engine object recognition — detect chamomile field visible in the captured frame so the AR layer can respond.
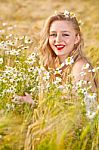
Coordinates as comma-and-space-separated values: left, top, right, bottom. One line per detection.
0, 0, 99, 149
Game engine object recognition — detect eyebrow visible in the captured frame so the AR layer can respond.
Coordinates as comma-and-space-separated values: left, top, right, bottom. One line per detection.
49, 31, 71, 33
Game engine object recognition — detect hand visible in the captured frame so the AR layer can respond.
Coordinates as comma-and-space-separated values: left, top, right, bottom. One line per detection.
13, 92, 35, 105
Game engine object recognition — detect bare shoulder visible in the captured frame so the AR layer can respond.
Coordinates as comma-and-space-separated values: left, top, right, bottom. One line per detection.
73, 58, 87, 71
71, 58, 88, 81
72, 58, 97, 92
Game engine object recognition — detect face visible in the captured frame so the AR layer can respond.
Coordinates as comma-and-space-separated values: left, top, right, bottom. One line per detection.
48, 20, 80, 59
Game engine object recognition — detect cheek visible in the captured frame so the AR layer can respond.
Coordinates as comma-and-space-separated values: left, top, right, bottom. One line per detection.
49, 38, 54, 46
64, 36, 74, 43
67, 37, 76, 44
65, 39, 70, 43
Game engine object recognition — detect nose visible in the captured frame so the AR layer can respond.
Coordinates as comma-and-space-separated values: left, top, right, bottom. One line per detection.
55, 33, 62, 43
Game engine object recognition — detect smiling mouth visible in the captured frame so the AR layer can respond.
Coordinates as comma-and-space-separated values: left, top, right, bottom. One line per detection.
55, 44, 65, 50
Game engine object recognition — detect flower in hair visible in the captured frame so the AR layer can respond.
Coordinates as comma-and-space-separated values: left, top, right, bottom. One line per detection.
78, 20, 84, 26
64, 10, 83, 27
64, 9, 76, 18
64, 10, 70, 17
55, 9, 83, 27
54, 10, 57, 15
69, 12, 76, 18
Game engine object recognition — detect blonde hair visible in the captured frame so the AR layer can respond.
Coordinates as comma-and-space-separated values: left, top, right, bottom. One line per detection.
39, 12, 86, 69
39, 11, 98, 88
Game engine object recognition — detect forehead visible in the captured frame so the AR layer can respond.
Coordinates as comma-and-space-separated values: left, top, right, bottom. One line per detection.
49, 20, 74, 32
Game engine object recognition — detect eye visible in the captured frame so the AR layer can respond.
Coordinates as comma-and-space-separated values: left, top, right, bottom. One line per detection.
62, 34, 70, 36
49, 33, 57, 37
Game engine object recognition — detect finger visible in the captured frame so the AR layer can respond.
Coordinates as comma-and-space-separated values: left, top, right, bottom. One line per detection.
16, 95, 26, 101
15, 95, 22, 100
25, 92, 29, 96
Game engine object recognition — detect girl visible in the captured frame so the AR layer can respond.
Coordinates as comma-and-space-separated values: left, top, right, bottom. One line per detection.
22, 10, 98, 150
19, 10, 97, 104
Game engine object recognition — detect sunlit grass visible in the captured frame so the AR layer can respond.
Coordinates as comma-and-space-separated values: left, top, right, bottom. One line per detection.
0, 0, 99, 149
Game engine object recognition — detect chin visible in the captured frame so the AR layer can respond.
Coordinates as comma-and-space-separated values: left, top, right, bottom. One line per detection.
57, 52, 66, 55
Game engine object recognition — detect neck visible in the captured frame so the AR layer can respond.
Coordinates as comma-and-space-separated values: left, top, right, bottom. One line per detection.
58, 54, 69, 63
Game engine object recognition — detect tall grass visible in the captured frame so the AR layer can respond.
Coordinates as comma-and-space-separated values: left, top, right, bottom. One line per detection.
0, 0, 99, 149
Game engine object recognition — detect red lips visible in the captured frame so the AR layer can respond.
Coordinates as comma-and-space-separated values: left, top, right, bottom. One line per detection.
55, 44, 65, 50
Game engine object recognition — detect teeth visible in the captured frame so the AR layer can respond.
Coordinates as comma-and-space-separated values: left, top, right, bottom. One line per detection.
56, 45, 65, 48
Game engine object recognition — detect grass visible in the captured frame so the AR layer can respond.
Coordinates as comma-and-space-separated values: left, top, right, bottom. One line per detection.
0, 0, 99, 149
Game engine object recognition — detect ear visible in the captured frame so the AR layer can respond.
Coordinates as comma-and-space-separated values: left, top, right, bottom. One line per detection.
74, 34, 80, 45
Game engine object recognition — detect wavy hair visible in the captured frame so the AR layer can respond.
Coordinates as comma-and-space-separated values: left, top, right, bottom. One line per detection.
39, 11, 85, 69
